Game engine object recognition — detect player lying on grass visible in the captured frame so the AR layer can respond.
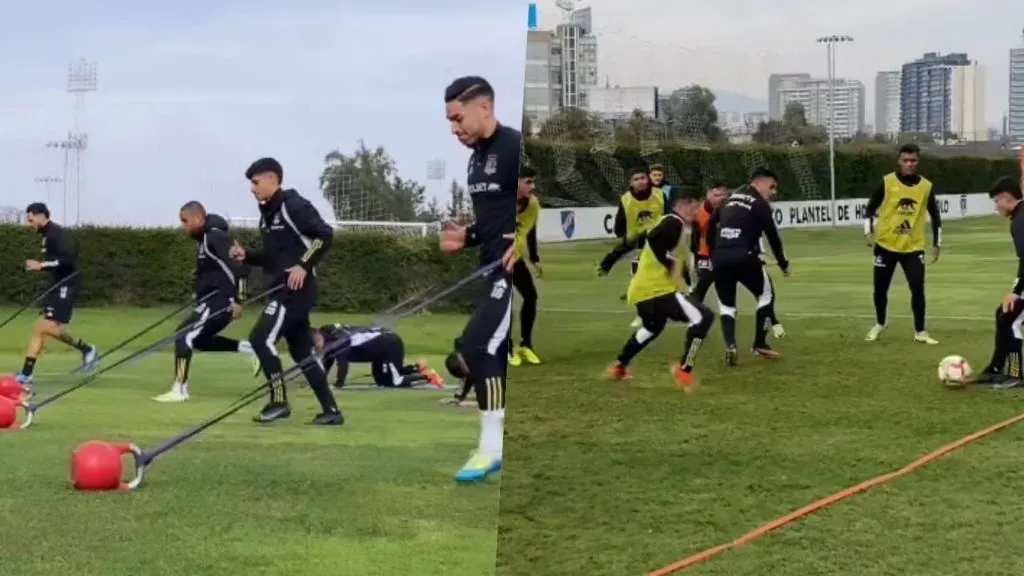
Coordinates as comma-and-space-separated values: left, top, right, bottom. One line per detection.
510, 165, 542, 367
312, 324, 443, 389
972, 177, 1024, 389
598, 167, 667, 328
608, 191, 715, 390
15, 203, 98, 395
154, 204, 258, 403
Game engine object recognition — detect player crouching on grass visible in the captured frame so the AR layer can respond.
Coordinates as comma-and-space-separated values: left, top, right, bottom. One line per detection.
608, 191, 715, 390
15, 203, 98, 395
312, 323, 443, 389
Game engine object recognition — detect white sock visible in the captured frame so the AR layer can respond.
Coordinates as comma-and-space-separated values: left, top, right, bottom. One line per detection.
238, 340, 253, 354
478, 409, 504, 458
175, 381, 189, 395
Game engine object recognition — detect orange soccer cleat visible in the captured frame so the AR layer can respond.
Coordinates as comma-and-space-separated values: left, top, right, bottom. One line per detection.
416, 360, 445, 388
671, 364, 695, 392
607, 363, 631, 381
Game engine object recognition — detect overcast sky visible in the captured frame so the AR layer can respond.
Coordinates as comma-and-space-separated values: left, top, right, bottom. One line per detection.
0, 0, 526, 226
534, 0, 1018, 126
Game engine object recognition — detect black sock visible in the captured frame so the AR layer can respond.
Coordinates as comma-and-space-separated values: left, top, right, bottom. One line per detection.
721, 315, 737, 348
616, 328, 659, 366
195, 336, 241, 353
910, 289, 926, 333
399, 364, 421, 375
680, 331, 705, 373
301, 365, 339, 413
520, 299, 537, 349
57, 331, 91, 354
175, 354, 193, 384
1009, 347, 1023, 378
873, 291, 888, 326
986, 317, 1009, 373
754, 307, 771, 348
21, 357, 36, 377
267, 371, 289, 404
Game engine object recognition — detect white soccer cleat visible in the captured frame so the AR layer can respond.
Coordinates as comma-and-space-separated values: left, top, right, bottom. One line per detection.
914, 331, 939, 345
630, 316, 643, 328
772, 324, 786, 338
865, 324, 886, 342
153, 383, 190, 403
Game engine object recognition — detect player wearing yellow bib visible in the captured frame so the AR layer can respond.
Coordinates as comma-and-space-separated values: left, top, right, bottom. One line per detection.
863, 144, 942, 345
607, 192, 715, 391
509, 167, 542, 367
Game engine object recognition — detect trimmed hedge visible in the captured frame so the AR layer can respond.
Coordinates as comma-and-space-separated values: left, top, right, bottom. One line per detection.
524, 140, 1018, 205
0, 225, 477, 311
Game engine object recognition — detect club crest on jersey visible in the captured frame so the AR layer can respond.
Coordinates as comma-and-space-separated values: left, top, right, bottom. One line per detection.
560, 210, 576, 239
483, 154, 498, 175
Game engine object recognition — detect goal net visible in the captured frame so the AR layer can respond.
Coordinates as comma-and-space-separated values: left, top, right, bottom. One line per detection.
227, 217, 441, 238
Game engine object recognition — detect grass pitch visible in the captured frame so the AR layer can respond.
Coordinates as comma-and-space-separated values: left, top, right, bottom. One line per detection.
496, 217, 1024, 576
0, 310, 498, 576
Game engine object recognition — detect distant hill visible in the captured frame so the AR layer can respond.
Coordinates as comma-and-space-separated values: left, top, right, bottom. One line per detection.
708, 89, 767, 114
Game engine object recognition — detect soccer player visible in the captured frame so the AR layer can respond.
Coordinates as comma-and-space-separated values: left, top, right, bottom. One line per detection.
441, 75, 515, 483
312, 323, 442, 389
648, 163, 673, 201
686, 180, 729, 302
607, 192, 715, 390
153, 206, 256, 403
229, 157, 343, 425
598, 167, 666, 327
862, 143, 942, 344
707, 168, 789, 365
973, 177, 1024, 388
509, 165, 541, 367
14, 203, 97, 394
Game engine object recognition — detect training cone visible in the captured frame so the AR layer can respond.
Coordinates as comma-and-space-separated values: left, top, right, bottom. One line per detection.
0, 374, 22, 400
0, 396, 16, 429
71, 441, 139, 491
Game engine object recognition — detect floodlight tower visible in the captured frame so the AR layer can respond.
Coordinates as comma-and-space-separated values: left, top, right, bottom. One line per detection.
34, 176, 63, 206
66, 59, 98, 225
815, 35, 853, 226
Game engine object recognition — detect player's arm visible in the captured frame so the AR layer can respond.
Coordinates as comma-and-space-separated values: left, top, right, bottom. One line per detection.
863, 180, 885, 234
705, 208, 720, 255
242, 246, 267, 267
756, 200, 788, 270
1012, 217, 1024, 297
925, 191, 943, 249
288, 196, 334, 270
526, 225, 540, 264
613, 199, 627, 239
40, 229, 74, 270
647, 215, 684, 273
207, 230, 240, 302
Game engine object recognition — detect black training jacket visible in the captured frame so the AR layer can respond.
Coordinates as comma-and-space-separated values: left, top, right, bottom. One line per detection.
243, 188, 333, 294
193, 213, 240, 303
465, 123, 519, 269
37, 221, 78, 286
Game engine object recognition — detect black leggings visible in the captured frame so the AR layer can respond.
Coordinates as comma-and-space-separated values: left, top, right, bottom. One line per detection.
872, 244, 926, 332
510, 260, 538, 349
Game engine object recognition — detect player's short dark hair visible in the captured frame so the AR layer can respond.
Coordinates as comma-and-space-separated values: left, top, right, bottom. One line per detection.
898, 143, 920, 156
706, 178, 727, 190
989, 177, 1023, 200
245, 157, 283, 182
519, 165, 537, 179
629, 166, 649, 178
444, 76, 495, 103
648, 163, 665, 172
749, 168, 779, 182
179, 200, 207, 216
25, 202, 49, 218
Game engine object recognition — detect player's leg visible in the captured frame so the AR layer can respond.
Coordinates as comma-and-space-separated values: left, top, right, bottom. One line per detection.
737, 262, 778, 358
762, 267, 785, 338
329, 348, 352, 388
867, 245, 899, 341
17, 284, 96, 390
712, 259, 741, 365
280, 309, 341, 425
608, 297, 668, 380
667, 293, 715, 390
900, 252, 936, 344
982, 301, 1024, 387
248, 299, 292, 421
690, 259, 715, 303
511, 260, 541, 364
153, 304, 216, 402
454, 274, 510, 484
628, 257, 643, 328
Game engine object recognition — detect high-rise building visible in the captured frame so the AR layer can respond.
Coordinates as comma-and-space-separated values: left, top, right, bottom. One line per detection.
776, 78, 866, 139
524, 30, 558, 129
768, 73, 811, 120
874, 71, 901, 138
1010, 31, 1024, 143
899, 52, 986, 141
522, 7, 599, 128
555, 7, 599, 109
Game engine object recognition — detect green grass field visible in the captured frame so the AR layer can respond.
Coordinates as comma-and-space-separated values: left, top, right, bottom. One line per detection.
496, 216, 1024, 576
0, 310, 499, 576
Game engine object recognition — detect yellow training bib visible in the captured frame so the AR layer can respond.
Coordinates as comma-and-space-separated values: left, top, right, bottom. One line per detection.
627, 215, 686, 305
621, 188, 665, 240
874, 173, 933, 253
515, 196, 540, 259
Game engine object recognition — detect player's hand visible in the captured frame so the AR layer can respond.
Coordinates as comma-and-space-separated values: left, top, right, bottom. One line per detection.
285, 265, 307, 290
440, 224, 466, 254
501, 232, 515, 271
931, 246, 941, 263
1002, 293, 1019, 313
229, 301, 243, 319
779, 261, 791, 277
532, 263, 543, 278
229, 241, 246, 261
24, 260, 42, 271
865, 233, 874, 247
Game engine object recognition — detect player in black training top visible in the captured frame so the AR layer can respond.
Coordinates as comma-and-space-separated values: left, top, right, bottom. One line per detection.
707, 168, 789, 366
14, 203, 98, 396
312, 324, 443, 389
229, 157, 342, 425
153, 204, 258, 403
974, 177, 1024, 388
441, 75, 515, 484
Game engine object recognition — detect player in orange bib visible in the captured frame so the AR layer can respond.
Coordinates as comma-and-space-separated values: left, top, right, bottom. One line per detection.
686, 181, 728, 302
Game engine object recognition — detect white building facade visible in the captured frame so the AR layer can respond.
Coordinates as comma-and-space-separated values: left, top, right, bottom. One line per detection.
776, 78, 866, 139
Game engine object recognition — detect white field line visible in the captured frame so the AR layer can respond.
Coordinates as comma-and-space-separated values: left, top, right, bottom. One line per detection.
543, 307, 992, 322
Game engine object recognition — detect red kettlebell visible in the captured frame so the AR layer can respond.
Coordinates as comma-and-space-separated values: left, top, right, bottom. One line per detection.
0, 374, 23, 400
70, 441, 138, 491
0, 396, 16, 429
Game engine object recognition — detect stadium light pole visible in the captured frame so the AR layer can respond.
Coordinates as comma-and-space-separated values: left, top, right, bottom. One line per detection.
45, 134, 87, 225
34, 176, 63, 206
816, 35, 853, 227
67, 59, 98, 226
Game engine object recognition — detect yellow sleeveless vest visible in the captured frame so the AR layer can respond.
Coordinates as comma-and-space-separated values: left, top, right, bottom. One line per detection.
874, 173, 933, 253
620, 189, 665, 240
627, 214, 686, 305
515, 196, 540, 259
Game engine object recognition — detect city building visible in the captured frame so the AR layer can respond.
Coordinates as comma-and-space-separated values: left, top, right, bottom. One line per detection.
584, 86, 658, 120
775, 78, 866, 139
554, 7, 599, 109
874, 70, 901, 138
521, 7, 599, 128
743, 112, 768, 129
899, 52, 987, 141
768, 74, 810, 120
1010, 32, 1024, 143
524, 30, 558, 129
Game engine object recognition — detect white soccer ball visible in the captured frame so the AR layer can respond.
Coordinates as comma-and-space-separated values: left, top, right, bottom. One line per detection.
938, 355, 972, 387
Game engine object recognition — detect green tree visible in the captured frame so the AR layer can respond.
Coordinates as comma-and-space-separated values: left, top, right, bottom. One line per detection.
447, 178, 469, 220
537, 106, 606, 141
522, 113, 534, 136
613, 109, 663, 147
660, 85, 724, 143
319, 141, 427, 222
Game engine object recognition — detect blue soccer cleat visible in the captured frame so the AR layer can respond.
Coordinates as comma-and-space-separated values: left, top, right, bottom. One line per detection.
454, 452, 502, 484
14, 373, 35, 400
80, 346, 99, 373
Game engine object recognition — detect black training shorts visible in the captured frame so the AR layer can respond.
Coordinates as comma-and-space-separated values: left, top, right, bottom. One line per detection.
41, 280, 79, 324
